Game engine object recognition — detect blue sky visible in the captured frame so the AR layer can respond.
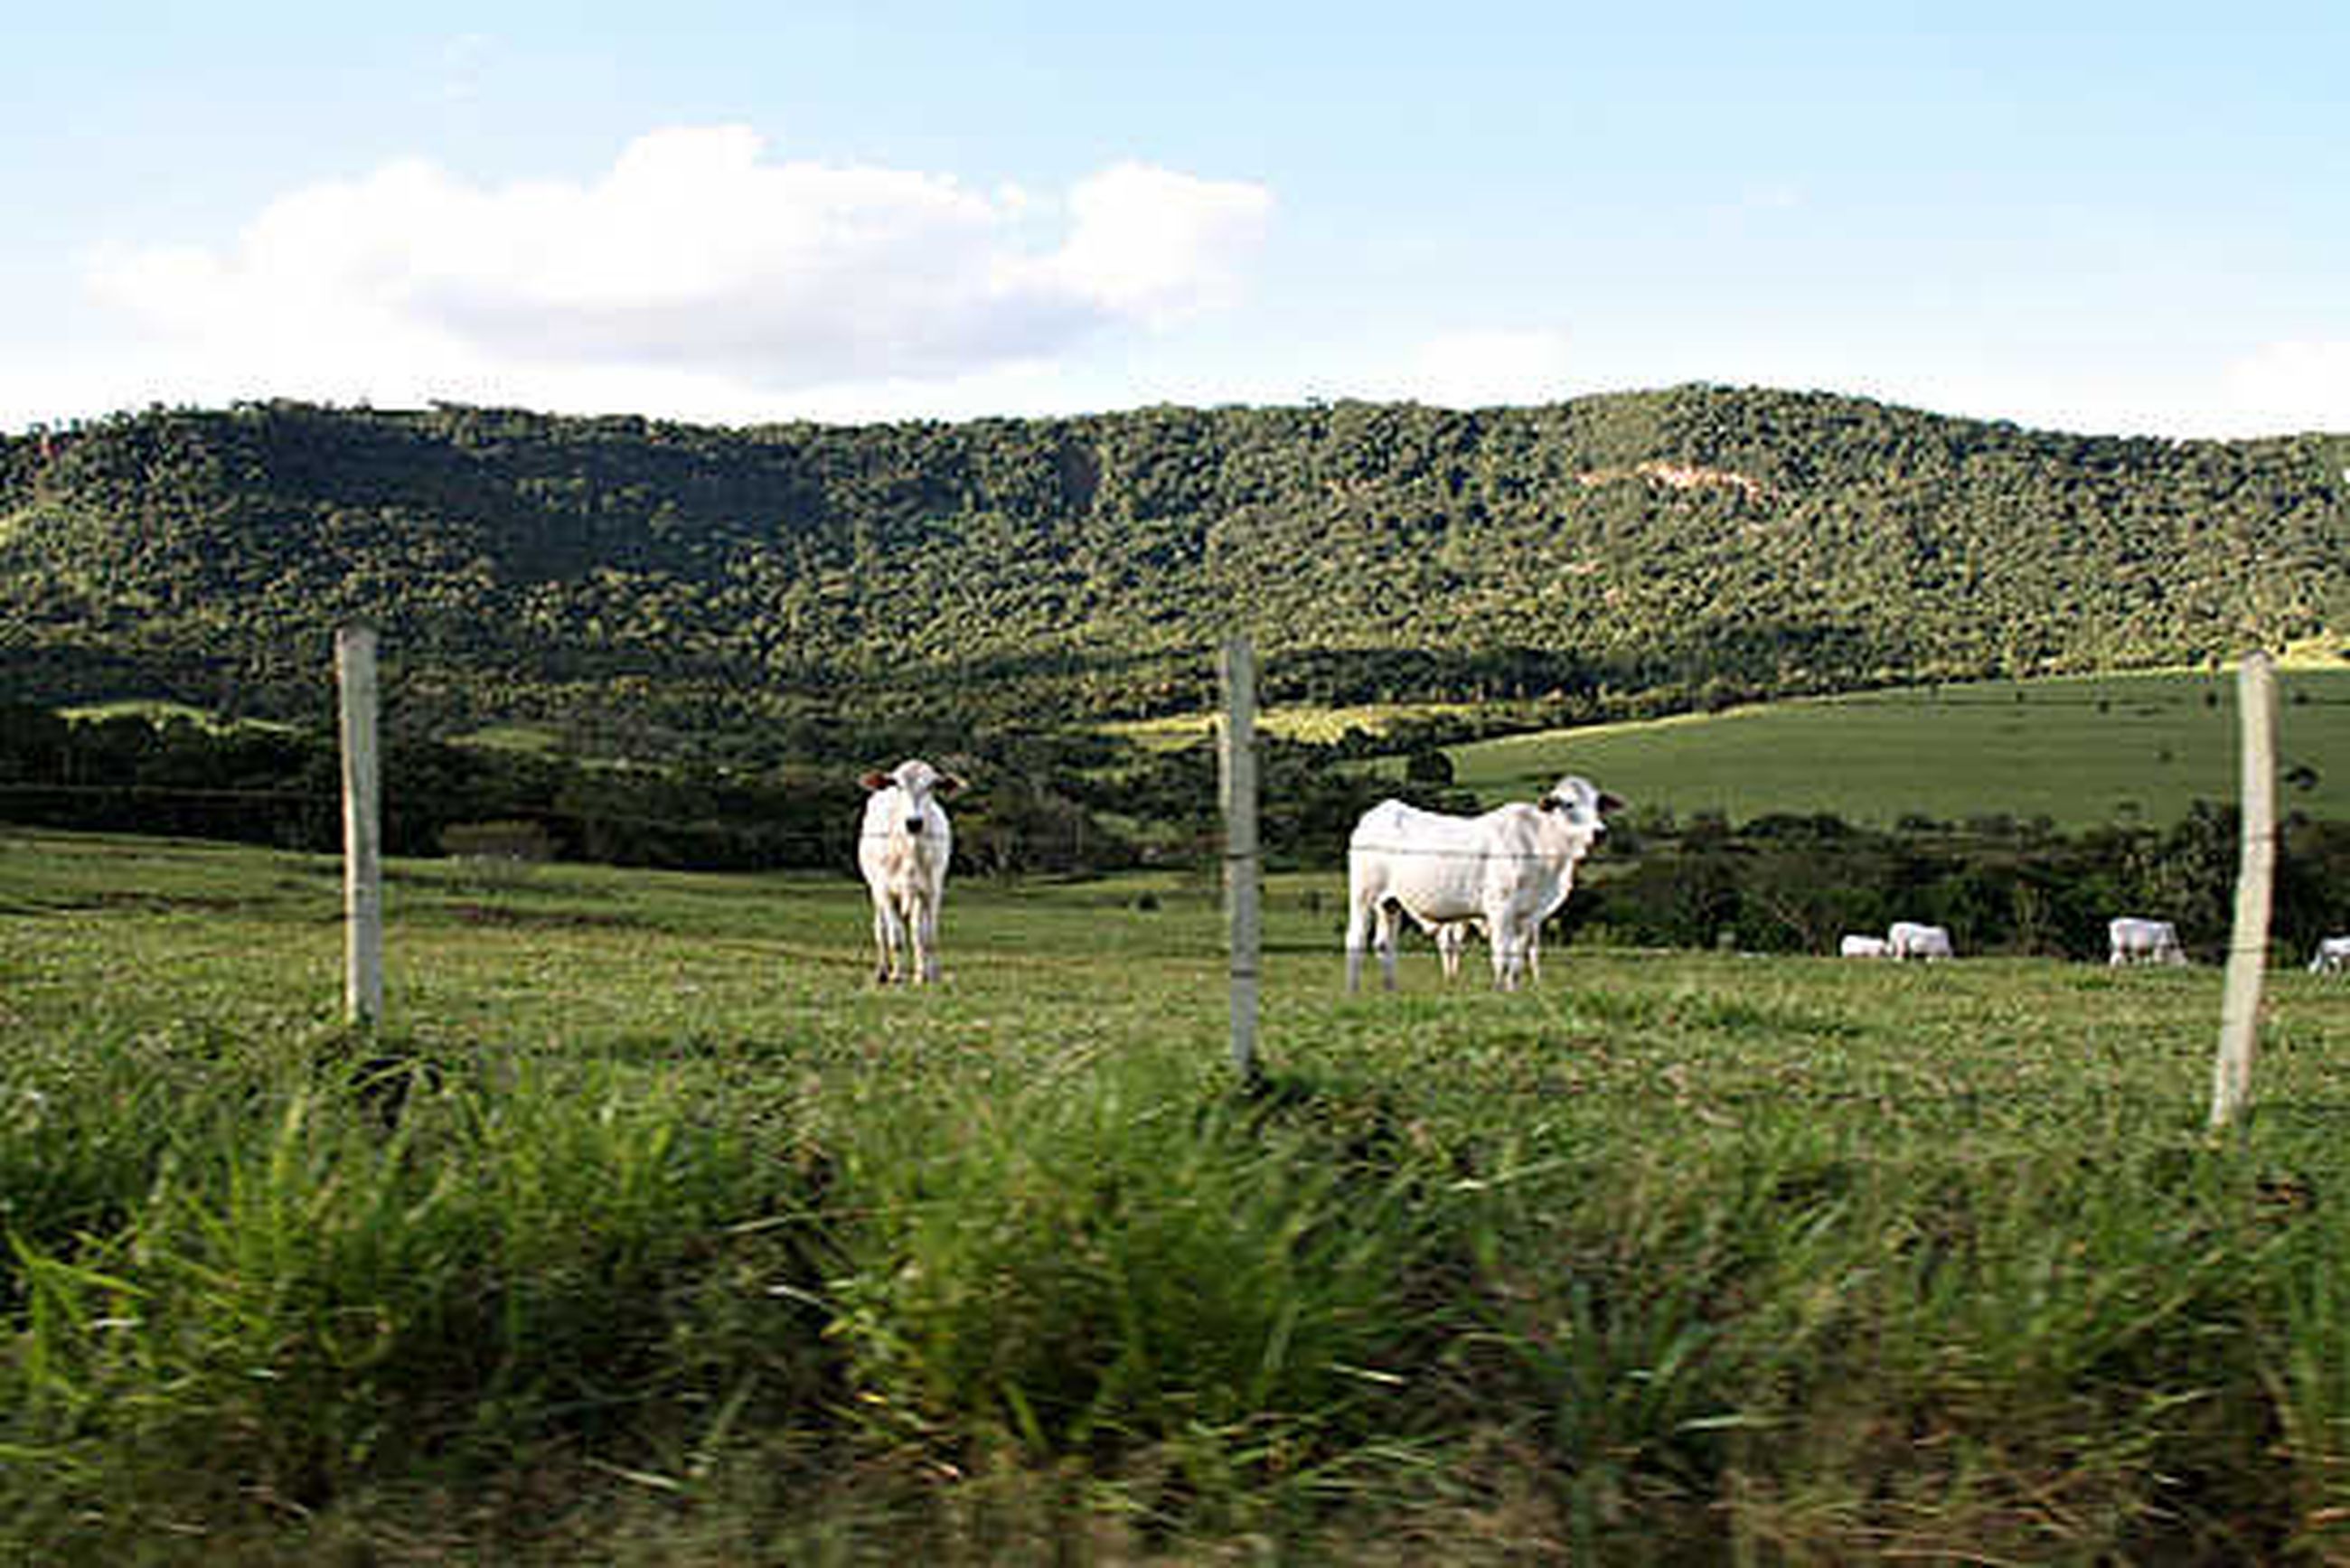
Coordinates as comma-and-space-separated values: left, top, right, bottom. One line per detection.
5, 1, 2344, 437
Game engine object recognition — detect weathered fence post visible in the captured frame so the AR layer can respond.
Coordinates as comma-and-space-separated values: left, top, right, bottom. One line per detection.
338, 625, 384, 1028
1219, 636, 1261, 1084
2210, 650, 2277, 1131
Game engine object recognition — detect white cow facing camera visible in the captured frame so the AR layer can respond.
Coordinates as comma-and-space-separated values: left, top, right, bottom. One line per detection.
858, 759, 964, 985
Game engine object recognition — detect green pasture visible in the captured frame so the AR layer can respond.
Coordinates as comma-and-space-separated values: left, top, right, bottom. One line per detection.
1451, 669, 2350, 828
59, 699, 295, 735
451, 721, 569, 756
1104, 699, 1479, 750
9, 829, 2350, 1561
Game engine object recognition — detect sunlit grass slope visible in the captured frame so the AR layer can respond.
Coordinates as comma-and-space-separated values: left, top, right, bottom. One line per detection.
1452, 670, 2350, 828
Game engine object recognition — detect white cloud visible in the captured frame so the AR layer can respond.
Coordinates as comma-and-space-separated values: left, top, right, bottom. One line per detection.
1020, 162, 1274, 322
1874, 341, 2350, 441
80, 126, 1274, 415
1395, 327, 1580, 409
2219, 340, 2350, 437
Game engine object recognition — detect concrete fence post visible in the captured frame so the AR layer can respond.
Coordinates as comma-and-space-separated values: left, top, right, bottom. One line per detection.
338, 625, 384, 1028
2210, 650, 2276, 1131
1219, 636, 1261, 1084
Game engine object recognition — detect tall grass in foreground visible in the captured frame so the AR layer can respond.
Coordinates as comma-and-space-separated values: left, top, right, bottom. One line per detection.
6, 832, 2350, 1561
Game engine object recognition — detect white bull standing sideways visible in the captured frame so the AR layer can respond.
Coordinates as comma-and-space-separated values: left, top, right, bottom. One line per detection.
1345, 775, 1622, 992
2310, 936, 2350, 974
2109, 915, 2188, 966
1887, 921, 1955, 961
857, 758, 964, 985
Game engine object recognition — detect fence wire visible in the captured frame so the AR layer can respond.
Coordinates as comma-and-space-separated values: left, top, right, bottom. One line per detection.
0, 777, 2308, 868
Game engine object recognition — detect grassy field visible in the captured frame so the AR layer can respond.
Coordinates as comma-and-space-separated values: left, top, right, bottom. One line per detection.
1104, 700, 1480, 749
8, 829, 2350, 1561
1450, 669, 2350, 829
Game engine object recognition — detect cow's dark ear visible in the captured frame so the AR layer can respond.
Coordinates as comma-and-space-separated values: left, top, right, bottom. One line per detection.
860, 771, 889, 792
938, 774, 970, 798
1598, 791, 1628, 814
1537, 794, 1561, 812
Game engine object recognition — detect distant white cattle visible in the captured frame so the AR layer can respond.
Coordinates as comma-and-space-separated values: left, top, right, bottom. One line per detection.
1839, 934, 1892, 958
2310, 936, 2350, 975
1887, 921, 1954, 962
2108, 916, 2188, 967
857, 759, 964, 985
1345, 775, 1622, 991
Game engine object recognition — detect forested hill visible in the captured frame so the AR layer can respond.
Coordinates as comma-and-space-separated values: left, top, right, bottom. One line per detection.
2, 389, 2343, 755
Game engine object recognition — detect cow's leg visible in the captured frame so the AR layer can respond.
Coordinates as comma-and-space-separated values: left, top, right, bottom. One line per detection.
1345, 884, 1382, 992
872, 896, 907, 984
911, 892, 941, 984
1489, 915, 1527, 991
1373, 902, 1403, 991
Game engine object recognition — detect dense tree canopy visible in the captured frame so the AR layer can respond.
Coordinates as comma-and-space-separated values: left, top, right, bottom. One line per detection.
2, 389, 2344, 756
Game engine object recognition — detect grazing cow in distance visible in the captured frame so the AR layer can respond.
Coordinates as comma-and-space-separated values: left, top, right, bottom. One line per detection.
1839, 934, 1892, 958
857, 759, 964, 985
1887, 921, 1954, 962
1346, 775, 1623, 992
2109, 916, 2189, 967
2310, 936, 2350, 974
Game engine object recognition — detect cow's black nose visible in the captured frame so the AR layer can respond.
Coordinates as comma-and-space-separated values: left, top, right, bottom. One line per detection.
905, 818, 925, 835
